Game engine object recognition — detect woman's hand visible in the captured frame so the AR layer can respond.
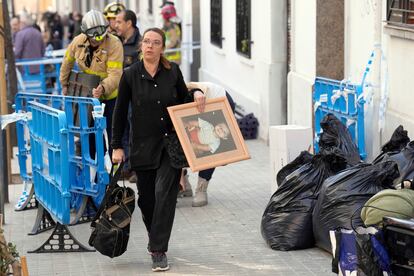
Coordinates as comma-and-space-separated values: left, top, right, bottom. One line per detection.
194, 91, 206, 113
112, 148, 125, 164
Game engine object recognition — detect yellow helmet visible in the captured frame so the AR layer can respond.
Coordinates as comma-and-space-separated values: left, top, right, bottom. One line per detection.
103, 2, 126, 19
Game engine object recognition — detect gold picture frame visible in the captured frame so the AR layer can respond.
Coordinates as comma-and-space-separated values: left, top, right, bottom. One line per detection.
167, 97, 250, 172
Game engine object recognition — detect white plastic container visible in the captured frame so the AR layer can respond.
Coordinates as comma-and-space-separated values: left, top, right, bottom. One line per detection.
269, 125, 313, 194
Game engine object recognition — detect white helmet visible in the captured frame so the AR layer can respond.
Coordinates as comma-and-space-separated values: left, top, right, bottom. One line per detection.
81, 10, 108, 42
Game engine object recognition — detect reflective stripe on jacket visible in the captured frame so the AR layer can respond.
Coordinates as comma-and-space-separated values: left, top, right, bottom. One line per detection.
164, 23, 181, 63
60, 33, 123, 100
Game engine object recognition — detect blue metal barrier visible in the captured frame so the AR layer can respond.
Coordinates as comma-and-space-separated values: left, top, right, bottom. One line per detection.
16, 57, 63, 94
313, 49, 378, 160
14, 93, 109, 222
313, 78, 366, 159
29, 101, 71, 223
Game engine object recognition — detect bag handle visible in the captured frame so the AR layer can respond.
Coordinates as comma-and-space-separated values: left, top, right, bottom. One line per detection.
91, 162, 125, 227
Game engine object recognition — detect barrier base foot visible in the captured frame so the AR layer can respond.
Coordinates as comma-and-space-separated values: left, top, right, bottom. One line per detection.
28, 222, 95, 253
21, 196, 38, 211
28, 205, 56, 235
15, 185, 38, 211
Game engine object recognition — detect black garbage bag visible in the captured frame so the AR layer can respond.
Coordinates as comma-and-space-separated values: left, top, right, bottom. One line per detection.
374, 141, 414, 186
372, 125, 409, 164
379, 125, 409, 153
276, 151, 313, 186
312, 161, 399, 252
261, 149, 347, 251
319, 114, 361, 165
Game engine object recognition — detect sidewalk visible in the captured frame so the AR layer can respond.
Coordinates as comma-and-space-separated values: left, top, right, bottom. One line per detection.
2, 139, 332, 276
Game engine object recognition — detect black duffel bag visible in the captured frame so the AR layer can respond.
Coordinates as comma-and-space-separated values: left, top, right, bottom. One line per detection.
89, 162, 135, 258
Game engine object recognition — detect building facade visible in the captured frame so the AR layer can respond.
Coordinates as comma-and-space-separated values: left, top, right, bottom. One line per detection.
197, 0, 288, 139
289, 0, 414, 160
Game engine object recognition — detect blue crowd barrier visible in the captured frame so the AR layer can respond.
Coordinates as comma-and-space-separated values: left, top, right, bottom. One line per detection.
312, 49, 378, 160
29, 101, 71, 223
14, 92, 109, 224
313, 78, 366, 159
16, 57, 63, 95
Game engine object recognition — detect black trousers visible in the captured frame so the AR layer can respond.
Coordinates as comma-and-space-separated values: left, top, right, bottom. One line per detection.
134, 150, 181, 253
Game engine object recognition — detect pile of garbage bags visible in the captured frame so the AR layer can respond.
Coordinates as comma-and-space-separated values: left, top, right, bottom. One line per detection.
262, 114, 413, 253
261, 149, 346, 250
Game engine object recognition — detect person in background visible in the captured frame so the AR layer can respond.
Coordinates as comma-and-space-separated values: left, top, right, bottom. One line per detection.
114, 9, 141, 182
48, 13, 64, 49
68, 11, 83, 41
14, 13, 45, 74
10, 16, 20, 44
179, 82, 236, 207
103, 1, 125, 36
115, 10, 141, 68
160, 3, 181, 64
60, 10, 123, 157
111, 28, 206, 272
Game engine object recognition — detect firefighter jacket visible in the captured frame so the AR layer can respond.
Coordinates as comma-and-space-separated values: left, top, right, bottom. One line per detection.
163, 23, 181, 63
60, 33, 123, 100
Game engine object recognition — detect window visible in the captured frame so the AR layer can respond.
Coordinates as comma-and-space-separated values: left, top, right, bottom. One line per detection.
387, 0, 414, 27
236, 0, 251, 58
148, 0, 153, 14
211, 0, 223, 47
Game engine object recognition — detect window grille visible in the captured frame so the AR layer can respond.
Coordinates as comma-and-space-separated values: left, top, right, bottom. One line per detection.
148, 0, 153, 14
387, 0, 414, 26
211, 0, 223, 47
236, 0, 251, 58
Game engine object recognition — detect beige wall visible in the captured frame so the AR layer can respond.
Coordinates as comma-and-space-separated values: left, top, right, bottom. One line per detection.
14, 0, 53, 15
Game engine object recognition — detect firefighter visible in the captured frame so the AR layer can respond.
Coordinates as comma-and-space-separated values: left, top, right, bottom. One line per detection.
161, 4, 181, 64
103, 1, 126, 35
60, 9, 123, 156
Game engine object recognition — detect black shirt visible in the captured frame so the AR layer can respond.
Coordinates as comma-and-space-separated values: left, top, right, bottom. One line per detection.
111, 60, 191, 170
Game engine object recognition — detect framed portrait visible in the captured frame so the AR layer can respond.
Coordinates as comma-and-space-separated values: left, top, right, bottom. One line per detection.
167, 97, 250, 172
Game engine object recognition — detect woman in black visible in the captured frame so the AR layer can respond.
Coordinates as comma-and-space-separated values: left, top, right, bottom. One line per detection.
111, 27, 205, 272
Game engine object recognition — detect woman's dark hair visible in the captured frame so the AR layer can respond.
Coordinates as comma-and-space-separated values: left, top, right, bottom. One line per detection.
140, 27, 171, 69
121, 10, 137, 27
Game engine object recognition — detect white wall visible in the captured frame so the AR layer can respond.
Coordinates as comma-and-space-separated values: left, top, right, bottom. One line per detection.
199, 0, 287, 139
384, 36, 414, 143
344, 0, 381, 160
345, 0, 376, 83
287, 0, 316, 128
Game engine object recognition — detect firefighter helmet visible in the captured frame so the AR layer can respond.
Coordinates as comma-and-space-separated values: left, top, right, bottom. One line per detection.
81, 10, 108, 42
161, 4, 177, 20
103, 2, 126, 19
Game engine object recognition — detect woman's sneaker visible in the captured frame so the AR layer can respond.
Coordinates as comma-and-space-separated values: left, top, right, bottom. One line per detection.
151, 252, 169, 272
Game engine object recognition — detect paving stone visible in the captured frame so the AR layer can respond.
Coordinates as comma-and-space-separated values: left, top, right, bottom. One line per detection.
3, 140, 332, 275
